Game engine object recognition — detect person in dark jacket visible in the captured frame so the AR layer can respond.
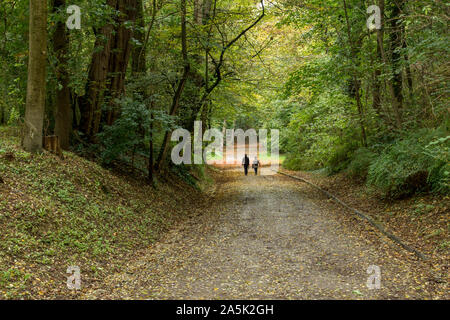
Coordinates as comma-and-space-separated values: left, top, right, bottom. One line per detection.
242, 154, 250, 176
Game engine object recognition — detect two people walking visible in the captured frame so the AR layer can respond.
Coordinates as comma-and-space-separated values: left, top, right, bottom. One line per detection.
242, 154, 260, 176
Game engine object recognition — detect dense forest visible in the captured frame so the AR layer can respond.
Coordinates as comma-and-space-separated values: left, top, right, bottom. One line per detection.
0, 0, 448, 196
0, 0, 448, 300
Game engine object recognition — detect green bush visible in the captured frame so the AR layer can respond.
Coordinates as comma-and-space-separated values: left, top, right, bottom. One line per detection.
346, 147, 377, 179
97, 96, 150, 166
283, 153, 322, 171
367, 128, 449, 198
326, 141, 359, 175
7, 107, 20, 125
424, 135, 450, 193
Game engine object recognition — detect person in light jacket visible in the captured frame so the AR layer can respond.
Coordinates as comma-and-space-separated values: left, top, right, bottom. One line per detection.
252, 156, 261, 175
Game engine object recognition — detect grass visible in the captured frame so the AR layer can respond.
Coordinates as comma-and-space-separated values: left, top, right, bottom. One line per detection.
0, 126, 207, 299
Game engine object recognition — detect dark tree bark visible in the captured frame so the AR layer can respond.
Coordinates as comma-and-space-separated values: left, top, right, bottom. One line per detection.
131, 0, 146, 75
402, 26, 413, 98
52, 0, 72, 150
375, 0, 402, 128
78, 0, 115, 138
78, 0, 138, 140
23, 0, 47, 153
105, 0, 138, 125
342, 0, 367, 147
388, 0, 404, 117
0, 105, 4, 125
370, 0, 390, 125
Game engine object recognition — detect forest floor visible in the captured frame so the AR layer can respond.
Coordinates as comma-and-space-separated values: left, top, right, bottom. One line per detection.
81, 167, 448, 300
0, 126, 212, 299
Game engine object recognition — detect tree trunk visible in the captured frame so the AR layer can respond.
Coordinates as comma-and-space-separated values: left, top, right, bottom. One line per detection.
131, 0, 146, 75
43, 135, 63, 158
105, 0, 138, 125
131, 0, 155, 183
155, 0, 190, 171
0, 105, 4, 125
342, 0, 367, 147
194, 0, 203, 24
53, 0, 72, 150
23, 0, 47, 153
79, 0, 137, 139
369, 0, 390, 126
78, 0, 115, 138
402, 27, 413, 98
388, 0, 404, 118
148, 109, 154, 183
376, 0, 402, 128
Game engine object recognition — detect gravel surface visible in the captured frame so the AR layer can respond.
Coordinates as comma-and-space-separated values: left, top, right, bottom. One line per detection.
82, 168, 447, 299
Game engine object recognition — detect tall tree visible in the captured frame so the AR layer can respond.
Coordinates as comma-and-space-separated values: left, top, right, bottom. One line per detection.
370, 0, 385, 124
130, 0, 155, 183
131, 0, 145, 75
155, 0, 190, 171
374, 0, 403, 128
23, 0, 47, 153
342, 0, 367, 147
185, 0, 265, 132
78, 0, 138, 140
105, 0, 138, 125
388, 0, 404, 118
53, 0, 72, 150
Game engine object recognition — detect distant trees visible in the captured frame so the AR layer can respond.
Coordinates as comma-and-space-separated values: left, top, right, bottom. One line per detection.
22, 0, 47, 153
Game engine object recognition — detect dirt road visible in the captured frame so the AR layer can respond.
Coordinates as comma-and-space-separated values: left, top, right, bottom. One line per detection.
84, 167, 444, 299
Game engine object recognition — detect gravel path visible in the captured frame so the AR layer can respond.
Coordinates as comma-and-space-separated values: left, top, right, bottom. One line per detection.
83, 168, 443, 299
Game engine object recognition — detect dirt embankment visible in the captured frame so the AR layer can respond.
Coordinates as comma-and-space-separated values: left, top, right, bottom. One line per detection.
0, 127, 212, 299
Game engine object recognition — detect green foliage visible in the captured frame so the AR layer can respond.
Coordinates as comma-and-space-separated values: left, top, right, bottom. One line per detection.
95, 88, 177, 172
424, 134, 450, 193
346, 148, 377, 179
283, 153, 321, 172
170, 162, 201, 189
280, 86, 358, 172
264, 0, 450, 199
367, 128, 449, 198
326, 141, 359, 175
7, 107, 20, 125
97, 95, 151, 165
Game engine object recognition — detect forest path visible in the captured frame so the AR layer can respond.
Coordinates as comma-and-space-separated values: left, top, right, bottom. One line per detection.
83, 168, 435, 299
